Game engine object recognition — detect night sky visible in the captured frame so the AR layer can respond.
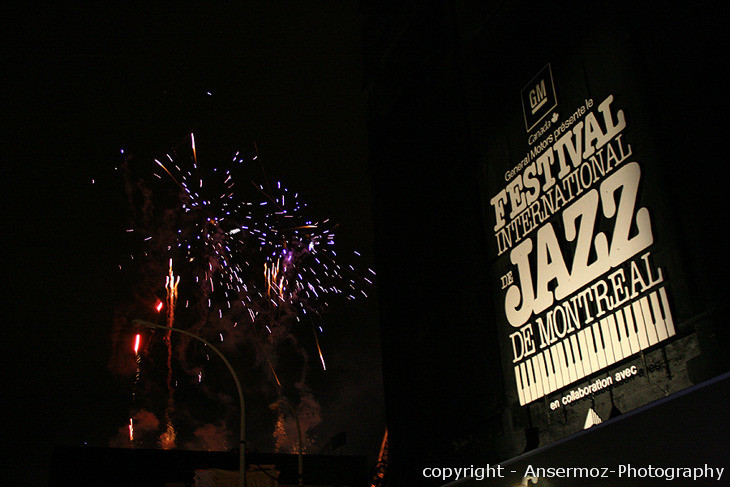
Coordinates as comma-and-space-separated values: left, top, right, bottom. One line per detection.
4, 3, 384, 486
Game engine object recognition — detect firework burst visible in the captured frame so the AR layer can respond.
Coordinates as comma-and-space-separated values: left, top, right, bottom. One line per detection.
116, 132, 375, 451
136, 134, 374, 343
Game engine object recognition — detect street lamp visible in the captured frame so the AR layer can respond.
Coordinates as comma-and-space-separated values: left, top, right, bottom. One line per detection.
131, 319, 247, 487
269, 397, 303, 487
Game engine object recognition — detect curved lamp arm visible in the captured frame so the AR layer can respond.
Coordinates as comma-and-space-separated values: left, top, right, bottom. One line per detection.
131, 319, 246, 487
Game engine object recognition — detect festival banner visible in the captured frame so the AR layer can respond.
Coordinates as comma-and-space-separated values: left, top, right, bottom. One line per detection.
482, 58, 699, 448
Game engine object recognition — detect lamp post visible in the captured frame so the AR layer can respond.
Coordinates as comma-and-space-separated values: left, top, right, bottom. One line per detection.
269, 397, 303, 486
131, 319, 246, 487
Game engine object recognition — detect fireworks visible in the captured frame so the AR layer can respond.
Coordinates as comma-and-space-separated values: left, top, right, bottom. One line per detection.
161, 259, 180, 449
126, 134, 374, 353
118, 132, 375, 451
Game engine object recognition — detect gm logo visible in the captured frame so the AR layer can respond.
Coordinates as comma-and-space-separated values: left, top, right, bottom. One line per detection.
521, 63, 557, 132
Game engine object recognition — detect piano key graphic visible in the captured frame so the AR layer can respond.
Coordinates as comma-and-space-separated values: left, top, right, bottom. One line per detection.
515, 287, 676, 406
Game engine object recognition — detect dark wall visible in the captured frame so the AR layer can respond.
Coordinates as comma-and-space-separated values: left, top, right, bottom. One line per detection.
363, 2, 505, 483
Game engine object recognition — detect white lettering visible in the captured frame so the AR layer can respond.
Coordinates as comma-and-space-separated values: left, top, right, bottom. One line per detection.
505, 163, 653, 328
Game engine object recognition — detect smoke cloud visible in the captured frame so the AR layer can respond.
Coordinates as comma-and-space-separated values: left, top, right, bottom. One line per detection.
184, 422, 232, 451
109, 408, 161, 448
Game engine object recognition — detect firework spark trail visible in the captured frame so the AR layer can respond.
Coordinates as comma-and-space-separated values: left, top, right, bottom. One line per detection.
269, 361, 282, 388
126, 333, 144, 447
313, 326, 327, 371
131, 333, 142, 401
160, 259, 180, 450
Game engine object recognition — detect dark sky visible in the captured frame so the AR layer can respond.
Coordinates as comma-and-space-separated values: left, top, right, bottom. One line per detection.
4, 3, 383, 485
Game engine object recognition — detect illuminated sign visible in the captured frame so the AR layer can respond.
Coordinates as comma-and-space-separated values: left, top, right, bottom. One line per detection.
490, 84, 677, 406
